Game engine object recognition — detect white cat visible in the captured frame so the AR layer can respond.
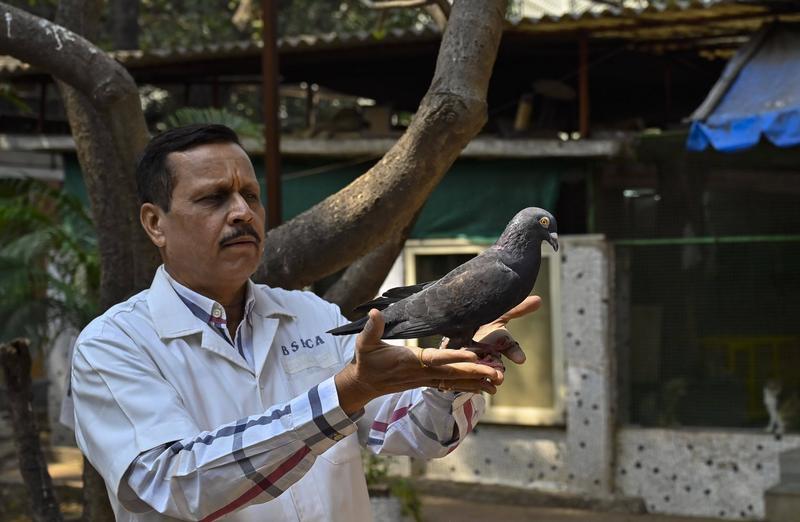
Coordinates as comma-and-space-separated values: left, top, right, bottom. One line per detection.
764, 379, 784, 435
764, 379, 800, 435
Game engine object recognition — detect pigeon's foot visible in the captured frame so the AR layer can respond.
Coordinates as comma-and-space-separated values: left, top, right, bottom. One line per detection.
466, 340, 498, 353
476, 353, 505, 371
465, 342, 506, 371
466, 336, 517, 354
465, 337, 520, 371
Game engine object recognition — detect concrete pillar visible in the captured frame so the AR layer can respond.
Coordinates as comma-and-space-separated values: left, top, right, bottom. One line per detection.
560, 235, 615, 497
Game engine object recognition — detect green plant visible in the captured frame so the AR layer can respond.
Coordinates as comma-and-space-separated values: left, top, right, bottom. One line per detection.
362, 452, 422, 522
0, 83, 32, 114
164, 107, 264, 140
0, 179, 99, 346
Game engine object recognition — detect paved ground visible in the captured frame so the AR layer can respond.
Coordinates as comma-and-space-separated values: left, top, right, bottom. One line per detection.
1, 445, 725, 522
421, 496, 723, 522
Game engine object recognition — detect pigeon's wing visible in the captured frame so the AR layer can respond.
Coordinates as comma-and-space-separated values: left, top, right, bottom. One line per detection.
353, 280, 437, 313
383, 255, 521, 339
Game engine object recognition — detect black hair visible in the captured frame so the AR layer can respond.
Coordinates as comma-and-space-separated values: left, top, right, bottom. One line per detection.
135, 123, 242, 211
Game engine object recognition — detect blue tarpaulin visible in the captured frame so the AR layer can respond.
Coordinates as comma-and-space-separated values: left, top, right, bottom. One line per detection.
687, 24, 800, 152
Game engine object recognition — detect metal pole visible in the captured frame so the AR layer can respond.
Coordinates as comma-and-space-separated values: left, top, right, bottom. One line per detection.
212, 77, 221, 109
37, 82, 47, 133
304, 83, 316, 131
262, 0, 281, 229
614, 235, 800, 246
578, 34, 590, 138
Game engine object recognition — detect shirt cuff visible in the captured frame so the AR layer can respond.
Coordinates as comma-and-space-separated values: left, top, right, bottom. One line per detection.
290, 376, 359, 455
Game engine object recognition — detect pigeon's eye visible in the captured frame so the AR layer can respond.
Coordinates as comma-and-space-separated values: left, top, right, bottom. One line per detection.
539, 216, 550, 227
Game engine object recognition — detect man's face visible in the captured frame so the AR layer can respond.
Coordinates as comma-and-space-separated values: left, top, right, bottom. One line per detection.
142, 142, 266, 294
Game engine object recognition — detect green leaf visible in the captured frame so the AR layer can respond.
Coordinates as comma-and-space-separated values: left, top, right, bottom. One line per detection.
165, 107, 264, 140
0, 178, 99, 345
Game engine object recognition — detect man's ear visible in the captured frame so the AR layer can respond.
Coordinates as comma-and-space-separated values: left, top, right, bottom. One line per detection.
140, 203, 167, 248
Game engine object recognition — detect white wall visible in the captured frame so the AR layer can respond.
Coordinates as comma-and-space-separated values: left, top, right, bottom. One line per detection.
617, 428, 800, 520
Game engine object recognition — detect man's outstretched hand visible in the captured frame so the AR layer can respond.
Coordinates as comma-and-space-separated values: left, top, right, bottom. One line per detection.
334, 309, 503, 415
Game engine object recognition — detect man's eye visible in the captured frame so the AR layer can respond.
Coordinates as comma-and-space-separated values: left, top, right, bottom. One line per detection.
244, 193, 259, 201
200, 193, 224, 203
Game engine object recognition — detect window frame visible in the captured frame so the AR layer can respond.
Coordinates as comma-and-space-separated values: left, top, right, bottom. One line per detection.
402, 238, 565, 426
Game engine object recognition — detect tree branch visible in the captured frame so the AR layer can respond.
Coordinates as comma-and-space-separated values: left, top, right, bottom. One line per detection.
0, 339, 64, 522
0, 3, 137, 110
258, 0, 506, 289
323, 208, 421, 318
361, 0, 435, 8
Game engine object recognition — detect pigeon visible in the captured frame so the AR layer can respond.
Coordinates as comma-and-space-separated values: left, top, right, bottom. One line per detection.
327, 207, 558, 354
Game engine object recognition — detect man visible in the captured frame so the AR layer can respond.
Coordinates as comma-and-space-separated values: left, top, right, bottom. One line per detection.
70, 124, 538, 521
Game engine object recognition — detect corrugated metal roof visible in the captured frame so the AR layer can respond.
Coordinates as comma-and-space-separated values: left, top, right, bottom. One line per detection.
2, 1, 799, 76
0, 26, 441, 76
509, 0, 800, 41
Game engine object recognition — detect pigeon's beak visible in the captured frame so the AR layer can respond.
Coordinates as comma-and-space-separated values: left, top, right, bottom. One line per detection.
547, 232, 559, 252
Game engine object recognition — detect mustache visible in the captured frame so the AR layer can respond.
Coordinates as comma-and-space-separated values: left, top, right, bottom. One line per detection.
219, 224, 262, 247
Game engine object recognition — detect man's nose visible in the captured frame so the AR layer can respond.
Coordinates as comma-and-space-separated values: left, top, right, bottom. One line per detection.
228, 193, 254, 223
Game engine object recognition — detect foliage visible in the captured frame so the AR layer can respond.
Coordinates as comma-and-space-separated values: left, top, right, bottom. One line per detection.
362, 451, 422, 522
164, 106, 264, 139
0, 84, 32, 114
0, 179, 99, 347
135, 0, 433, 50
277, 1, 432, 38
138, 0, 249, 50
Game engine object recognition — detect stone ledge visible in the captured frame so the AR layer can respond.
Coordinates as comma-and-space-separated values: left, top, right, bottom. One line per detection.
412, 478, 646, 513
766, 481, 800, 496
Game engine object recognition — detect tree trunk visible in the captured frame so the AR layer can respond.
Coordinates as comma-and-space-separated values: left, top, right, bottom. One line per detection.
323, 208, 422, 317
256, 0, 507, 290
49, 0, 159, 307
109, 0, 139, 50
0, 339, 64, 522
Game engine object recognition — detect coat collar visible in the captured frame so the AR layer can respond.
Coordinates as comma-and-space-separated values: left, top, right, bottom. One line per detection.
147, 265, 295, 340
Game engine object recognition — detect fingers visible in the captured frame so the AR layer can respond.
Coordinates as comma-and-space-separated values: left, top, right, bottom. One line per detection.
421, 347, 480, 366
497, 295, 542, 324
429, 378, 498, 395
429, 362, 504, 385
501, 340, 526, 364
472, 295, 543, 342
356, 309, 385, 350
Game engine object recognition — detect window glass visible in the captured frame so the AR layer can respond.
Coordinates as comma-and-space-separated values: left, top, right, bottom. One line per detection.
495, 257, 554, 409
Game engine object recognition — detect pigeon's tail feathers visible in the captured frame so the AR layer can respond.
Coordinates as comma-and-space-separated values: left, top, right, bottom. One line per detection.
353, 297, 396, 313
352, 280, 436, 313
327, 316, 369, 336
382, 281, 435, 298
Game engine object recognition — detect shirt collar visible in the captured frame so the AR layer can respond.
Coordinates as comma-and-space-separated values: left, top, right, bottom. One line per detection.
147, 265, 295, 340
163, 269, 257, 328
